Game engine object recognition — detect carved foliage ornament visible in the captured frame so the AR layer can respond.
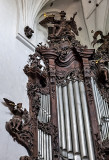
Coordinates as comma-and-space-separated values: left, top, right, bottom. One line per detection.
91, 31, 109, 104
24, 26, 34, 39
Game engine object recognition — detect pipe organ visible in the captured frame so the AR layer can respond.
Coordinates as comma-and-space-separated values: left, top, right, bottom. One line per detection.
91, 78, 109, 141
3, 11, 109, 160
56, 81, 95, 160
38, 94, 52, 160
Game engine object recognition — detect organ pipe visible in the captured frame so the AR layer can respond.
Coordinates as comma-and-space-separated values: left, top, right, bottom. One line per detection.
67, 81, 80, 154
38, 78, 99, 160
73, 81, 88, 158
79, 81, 95, 160
62, 85, 73, 159
91, 78, 109, 141
58, 86, 67, 157
56, 86, 62, 148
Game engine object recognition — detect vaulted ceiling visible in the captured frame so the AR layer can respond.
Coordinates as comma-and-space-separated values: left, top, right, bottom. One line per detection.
16, 0, 109, 49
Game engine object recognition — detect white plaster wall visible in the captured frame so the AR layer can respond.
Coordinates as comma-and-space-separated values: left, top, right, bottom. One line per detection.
0, 0, 36, 159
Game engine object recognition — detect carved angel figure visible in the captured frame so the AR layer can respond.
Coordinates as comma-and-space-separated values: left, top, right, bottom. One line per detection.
92, 31, 109, 51
39, 10, 78, 41
3, 98, 29, 130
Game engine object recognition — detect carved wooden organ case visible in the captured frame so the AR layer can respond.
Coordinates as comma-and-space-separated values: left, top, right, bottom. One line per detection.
4, 11, 109, 160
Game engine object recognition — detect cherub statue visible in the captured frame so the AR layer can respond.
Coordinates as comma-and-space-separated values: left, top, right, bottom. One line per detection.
3, 98, 29, 131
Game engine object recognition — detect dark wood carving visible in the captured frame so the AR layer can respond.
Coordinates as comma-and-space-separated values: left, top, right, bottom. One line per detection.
24, 26, 34, 39
103, 139, 109, 160
91, 31, 109, 104
3, 11, 107, 160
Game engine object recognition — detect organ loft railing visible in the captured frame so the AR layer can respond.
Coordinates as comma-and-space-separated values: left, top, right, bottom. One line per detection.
3, 11, 109, 160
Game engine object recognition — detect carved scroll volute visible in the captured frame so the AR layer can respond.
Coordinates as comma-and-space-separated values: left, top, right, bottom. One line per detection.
79, 49, 105, 160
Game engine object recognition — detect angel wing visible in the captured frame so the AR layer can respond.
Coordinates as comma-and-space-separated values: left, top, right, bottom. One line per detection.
3, 98, 23, 116
69, 12, 79, 36
91, 31, 104, 47
3, 98, 16, 115
3, 98, 15, 107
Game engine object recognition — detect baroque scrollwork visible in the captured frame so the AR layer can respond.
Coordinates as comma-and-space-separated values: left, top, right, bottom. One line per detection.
94, 133, 105, 160
20, 156, 38, 160
91, 31, 109, 104
3, 98, 34, 156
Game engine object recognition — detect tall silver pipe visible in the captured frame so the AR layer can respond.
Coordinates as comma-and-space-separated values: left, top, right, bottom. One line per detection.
97, 89, 105, 140
46, 95, 49, 123
39, 130, 42, 158
49, 135, 52, 160
42, 95, 44, 122
47, 95, 51, 122
97, 90, 104, 139
106, 101, 109, 139
44, 133, 46, 160
40, 95, 43, 122
94, 81, 101, 124
101, 96, 106, 140
58, 86, 67, 156
41, 131, 44, 159
46, 135, 49, 160
45, 95, 48, 123
91, 78, 100, 124
38, 129, 40, 157
62, 85, 73, 159
79, 81, 95, 160
56, 86, 62, 148
91, 78, 109, 140
105, 100, 109, 139
67, 81, 80, 154
44, 95, 47, 123
104, 100, 109, 139
73, 81, 87, 158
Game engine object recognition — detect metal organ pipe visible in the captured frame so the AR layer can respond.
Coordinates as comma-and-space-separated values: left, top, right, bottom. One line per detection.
58, 86, 67, 157
67, 81, 80, 155
91, 78, 101, 124
38, 94, 52, 160
38, 79, 98, 160
73, 81, 88, 158
56, 86, 62, 148
79, 81, 95, 160
56, 80, 96, 160
91, 78, 109, 141
62, 85, 73, 159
